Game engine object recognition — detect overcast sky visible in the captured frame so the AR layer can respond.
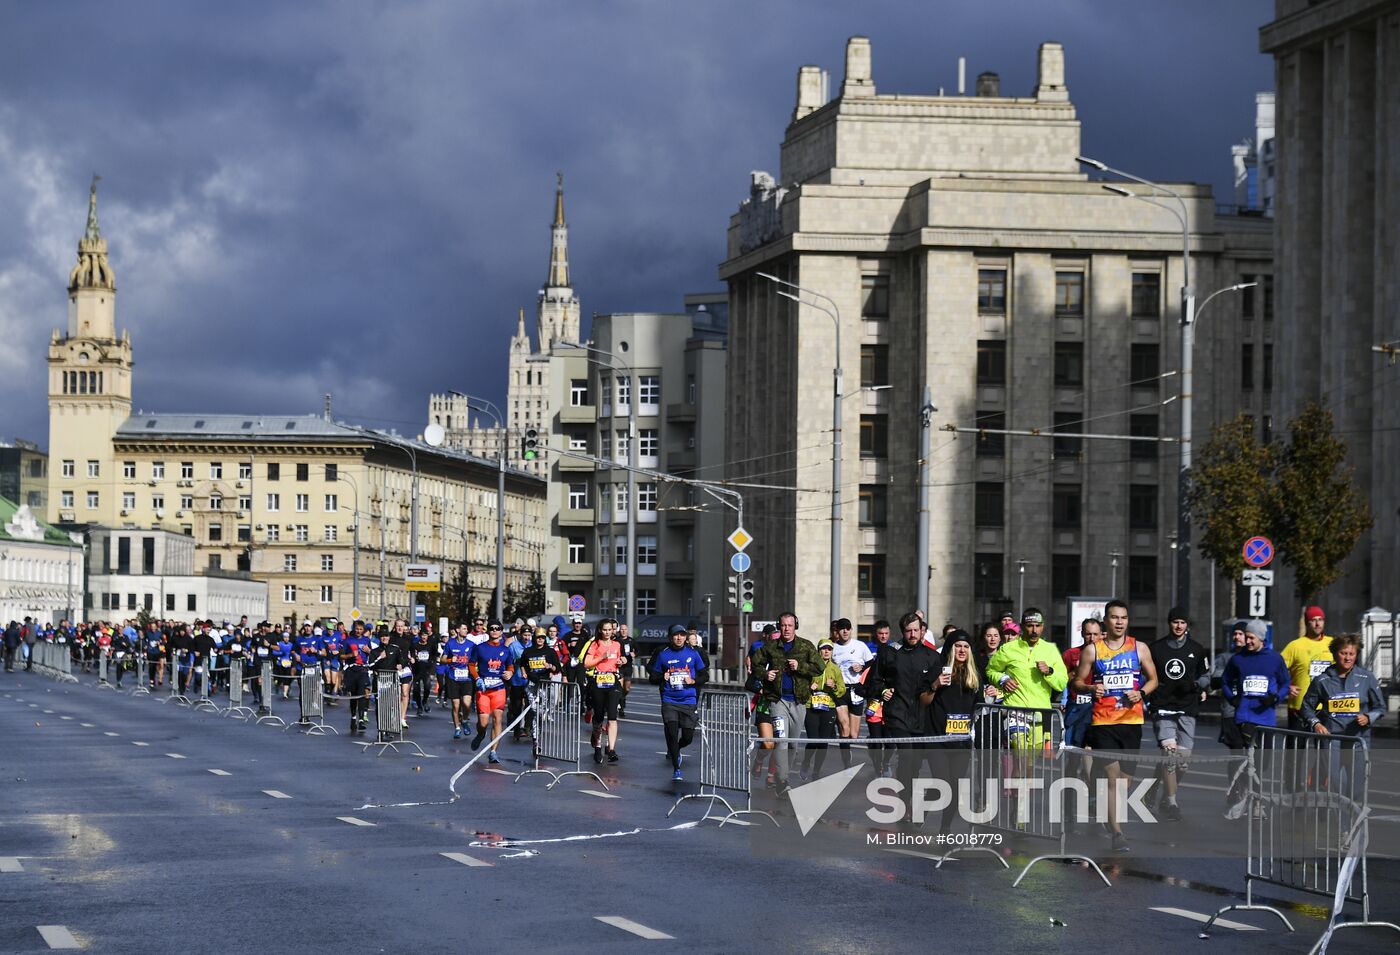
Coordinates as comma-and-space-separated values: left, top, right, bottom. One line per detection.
0, 0, 1275, 449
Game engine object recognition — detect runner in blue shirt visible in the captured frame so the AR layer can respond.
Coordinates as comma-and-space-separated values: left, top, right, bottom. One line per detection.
441, 632, 475, 739
469, 622, 515, 763
650, 624, 708, 780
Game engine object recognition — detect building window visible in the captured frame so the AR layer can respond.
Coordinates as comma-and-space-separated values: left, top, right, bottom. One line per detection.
568, 431, 589, 452
975, 553, 1004, 601
978, 269, 1007, 314
324, 463, 337, 482
180, 495, 194, 509
238, 495, 251, 511
61, 491, 74, 508
613, 485, 628, 520
295, 524, 309, 542
974, 482, 1004, 527
210, 462, 223, 479
614, 534, 629, 572
598, 534, 610, 573
1055, 271, 1084, 315
616, 376, 631, 410
237, 524, 250, 542
295, 494, 309, 512
296, 463, 309, 482
265, 526, 280, 542
859, 415, 888, 458
187, 594, 197, 612
1128, 484, 1157, 529
861, 273, 890, 318
86, 491, 99, 509
1241, 343, 1254, 391
87, 460, 100, 478
567, 536, 587, 564
857, 554, 887, 598
638, 429, 659, 460
122, 492, 136, 510
1051, 554, 1081, 601
1131, 272, 1161, 318
267, 493, 280, 511
570, 379, 590, 406
239, 462, 253, 480
860, 345, 889, 388
284, 585, 297, 603
639, 375, 660, 411
166, 594, 175, 612
1129, 414, 1158, 460
127, 593, 137, 611
323, 525, 337, 542
976, 411, 1005, 458
636, 535, 657, 573
122, 461, 136, 479
208, 523, 223, 543
62, 459, 75, 478
858, 485, 887, 526
686, 375, 696, 404
1263, 344, 1273, 392
1130, 344, 1159, 385
1053, 342, 1084, 387
977, 340, 1006, 385
1052, 484, 1081, 528
152, 461, 165, 479
638, 483, 657, 515
1128, 556, 1157, 602
1262, 275, 1273, 320
320, 585, 334, 604
636, 589, 657, 617
209, 494, 223, 510
208, 554, 222, 571
284, 554, 298, 572
320, 553, 334, 572
1241, 274, 1256, 318
614, 429, 629, 462
1053, 412, 1082, 459
1262, 415, 1274, 445
324, 494, 337, 512
267, 463, 280, 481
180, 462, 194, 479
568, 483, 589, 510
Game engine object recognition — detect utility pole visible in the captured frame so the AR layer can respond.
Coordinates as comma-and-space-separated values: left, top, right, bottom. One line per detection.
917, 388, 935, 615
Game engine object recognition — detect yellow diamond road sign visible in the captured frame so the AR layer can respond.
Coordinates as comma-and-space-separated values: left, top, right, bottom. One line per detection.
727, 527, 753, 552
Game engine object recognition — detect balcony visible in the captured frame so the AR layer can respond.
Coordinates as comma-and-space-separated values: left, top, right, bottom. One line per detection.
664, 560, 694, 578
664, 508, 695, 526
668, 449, 697, 471
559, 507, 594, 527
665, 402, 696, 423
557, 454, 594, 472
558, 404, 596, 425
558, 561, 593, 580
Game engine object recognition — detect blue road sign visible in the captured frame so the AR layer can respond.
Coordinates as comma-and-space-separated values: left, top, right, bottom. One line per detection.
1242, 536, 1274, 568
568, 594, 586, 613
730, 552, 752, 573
413, 603, 426, 622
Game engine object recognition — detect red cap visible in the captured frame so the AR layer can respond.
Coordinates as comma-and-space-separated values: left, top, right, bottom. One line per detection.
1304, 606, 1325, 620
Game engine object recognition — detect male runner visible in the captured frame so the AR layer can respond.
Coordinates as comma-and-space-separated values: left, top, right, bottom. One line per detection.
1149, 607, 1209, 821
469, 621, 514, 763
1282, 606, 1335, 731
830, 618, 873, 766
650, 624, 707, 780
441, 626, 476, 739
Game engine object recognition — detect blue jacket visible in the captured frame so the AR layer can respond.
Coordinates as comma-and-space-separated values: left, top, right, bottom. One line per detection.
1222, 647, 1290, 726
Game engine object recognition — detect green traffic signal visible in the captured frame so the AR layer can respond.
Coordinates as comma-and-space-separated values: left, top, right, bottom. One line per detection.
742, 601, 754, 613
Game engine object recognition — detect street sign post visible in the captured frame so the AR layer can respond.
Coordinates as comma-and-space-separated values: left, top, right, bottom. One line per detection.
567, 594, 586, 614
404, 563, 442, 592
1242, 536, 1274, 569
1248, 586, 1267, 618
727, 527, 752, 552
1241, 570, 1274, 587
413, 603, 426, 623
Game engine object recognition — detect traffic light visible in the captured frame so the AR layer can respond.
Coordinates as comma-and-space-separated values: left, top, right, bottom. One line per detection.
741, 577, 756, 614
727, 575, 739, 607
522, 428, 540, 460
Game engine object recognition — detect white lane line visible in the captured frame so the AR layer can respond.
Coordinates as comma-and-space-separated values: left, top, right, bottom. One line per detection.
594, 916, 674, 940
165, 753, 186, 759
262, 790, 292, 799
37, 925, 81, 949
28, 703, 38, 708
580, 789, 620, 799
0, 857, 24, 872
60, 716, 73, 721
440, 851, 492, 867
1150, 907, 1262, 931
42, 709, 53, 714
131, 742, 150, 747
208, 769, 232, 776
80, 723, 94, 728
482, 767, 516, 777
103, 731, 119, 737
337, 816, 376, 827
704, 816, 754, 827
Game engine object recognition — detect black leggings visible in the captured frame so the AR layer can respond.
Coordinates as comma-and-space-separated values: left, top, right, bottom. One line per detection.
412, 672, 433, 709
663, 720, 697, 770
801, 708, 838, 774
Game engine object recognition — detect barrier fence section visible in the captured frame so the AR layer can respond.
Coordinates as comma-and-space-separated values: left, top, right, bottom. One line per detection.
1206, 725, 1400, 951
288, 668, 336, 735
131, 655, 150, 696
28, 641, 76, 683
194, 655, 218, 712
97, 649, 114, 689
968, 703, 1109, 886
223, 659, 255, 719
255, 660, 284, 726
356, 671, 430, 757
668, 689, 772, 826
515, 681, 604, 790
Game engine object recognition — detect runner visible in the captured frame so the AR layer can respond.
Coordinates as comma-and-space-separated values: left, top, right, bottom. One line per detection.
1061, 616, 1102, 803
751, 612, 823, 795
519, 627, 562, 740
411, 626, 438, 717
274, 627, 296, 698
469, 621, 514, 763
340, 620, 374, 735
1148, 607, 1209, 822
507, 625, 533, 740
984, 608, 1065, 710
144, 623, 166, 688
830, 618, 873, 767
1298, 632, 1385, 801
617, 622, 634, 718
649, 623, 707, 780
1221, 619, 1289, 816
923, 629, 979, 835
321, 624, 343, 704
798, 638, 845, 780
1282, 606, 1336, 731
1072, 599, 1159, 852
584, 618, 628, 763
366, 622, 410, 736
294, 623, 323, 697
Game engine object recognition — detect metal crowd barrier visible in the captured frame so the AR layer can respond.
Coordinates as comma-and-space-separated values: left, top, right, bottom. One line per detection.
97, 648, 115, 689
668, 689, 774, 826
131, 655, 151, 696
193, 655, 219, 712
28, 641, 77, 683
968, 704, 1109, 886
162, 654, 192, 706
286, 668, 337, 735
255, 660, 284, 727
357, 671, 430, 756
222, 659, 256, 719
1205, 725, 1400, 950
515, 681, 604, 790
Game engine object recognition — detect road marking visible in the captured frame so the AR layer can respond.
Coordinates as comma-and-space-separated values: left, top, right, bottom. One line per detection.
337, 816, 376, 827
103, 732, 119, 737
37, 925, 81, 949
60, 716, 73, 721
882, 847, 945, 861
80, 723, 94, 728
42, 709, 53, 714
440, 851, 492, 867
594, 916, 674, 940
28, 703, 37, 708
0, 857, 23, 872
208, 769, 232, 776
704, 816, 753, 827
482, 767, 515, 777
1151, 907, 1262, 931
166, 753, 186, 759
262, 790, 292, 799
580, 789, 620, 799
132, 741, 150, 747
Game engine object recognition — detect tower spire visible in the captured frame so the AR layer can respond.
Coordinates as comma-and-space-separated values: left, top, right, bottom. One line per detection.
70, 174, 115, 292
547, 171, 570, 289
84, 174, 102, 241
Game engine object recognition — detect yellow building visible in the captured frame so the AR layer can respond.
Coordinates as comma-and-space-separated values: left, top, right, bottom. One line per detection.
47, 183, 546, 624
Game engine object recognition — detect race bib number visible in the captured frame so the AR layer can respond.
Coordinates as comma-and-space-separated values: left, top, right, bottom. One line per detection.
452, 666, 470, 681
810, 691, 834, 711
1005, 714, 1031, 735
481, 676, 503, 690
416, 651, 430, 662
595, 672, 617, 688
945, 715, 971, 737
529, 658, 548, 671
1102, 672, 1135, 691
257, 648, 269, 657
194, 666, 203, 674
1242, 675, 1269, 696
231, 643, 242, 653
667, 671, 687, 689
115, 651, 126, 659
397, 666, 412, 679
1073, 693, 1093, 706
1328, 694, 1360, 714
1310, 660, 1331, 678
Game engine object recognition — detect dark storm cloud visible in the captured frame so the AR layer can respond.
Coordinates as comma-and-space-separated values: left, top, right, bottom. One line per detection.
0, 0, 1274, 445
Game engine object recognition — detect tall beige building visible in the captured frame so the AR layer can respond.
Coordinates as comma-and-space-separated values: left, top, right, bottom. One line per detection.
721, 37, 1272, 638
1261, 0, 1400, 625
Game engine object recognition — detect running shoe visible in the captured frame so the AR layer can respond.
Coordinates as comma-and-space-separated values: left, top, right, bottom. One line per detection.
606, 749, 618, 764
672, 769, 684, 781
1111, 833, 1130, 853
487, 752, 500, 764
471, 727, 487, 751
593, 745, 603, 764
453, 728, 462, 740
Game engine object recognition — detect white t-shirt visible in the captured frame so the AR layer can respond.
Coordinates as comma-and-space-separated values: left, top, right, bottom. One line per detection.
830, 639, 874, 701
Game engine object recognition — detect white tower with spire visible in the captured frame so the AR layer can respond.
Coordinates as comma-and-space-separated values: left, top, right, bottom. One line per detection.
47, 177, 132, 525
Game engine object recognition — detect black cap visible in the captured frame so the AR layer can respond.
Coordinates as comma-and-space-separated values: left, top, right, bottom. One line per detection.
667, 624, 688, 637
761, 623, 778, 636
1167, 606, 1189, 623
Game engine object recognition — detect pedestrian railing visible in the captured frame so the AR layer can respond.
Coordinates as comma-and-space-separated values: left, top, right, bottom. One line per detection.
286, 668, 336, 735
514, 681, 604, 791
668, 689, 775, 826
356, 671, 430, 757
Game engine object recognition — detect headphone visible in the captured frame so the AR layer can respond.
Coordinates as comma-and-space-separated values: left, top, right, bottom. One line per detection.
779, 611, 799, 629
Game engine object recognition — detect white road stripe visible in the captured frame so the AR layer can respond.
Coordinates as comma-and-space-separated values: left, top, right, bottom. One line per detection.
337, 816, 376, 827
580, 789, 620, 799
103, 732, 119, 737
262, 790, 292, 799
1150, 907, 1262, 931
482, 767, 516, 777
594, 916, 674, 940
208, 769, 232, 776
440, 851, 492, 867
42, 709, 53, 714
80, 723, 94, 728
166, 753, 186, 759
0, 857, 23, 872
131, 742, 149, 747
59, 716, 73, 721
37, 925, 81, 949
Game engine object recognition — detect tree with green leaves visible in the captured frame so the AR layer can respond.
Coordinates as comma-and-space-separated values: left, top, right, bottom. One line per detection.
1188, 414, 1276, 580
1270, 403, 1371, 603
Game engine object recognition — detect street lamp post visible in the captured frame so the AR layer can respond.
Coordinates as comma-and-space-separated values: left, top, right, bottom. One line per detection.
335, 473, 361, 612
1017, 559, 1028, 614
364, 434, 418, 622
757, 272, 843, 623
1109, 551, 1121, 597
449, 391, 506, 622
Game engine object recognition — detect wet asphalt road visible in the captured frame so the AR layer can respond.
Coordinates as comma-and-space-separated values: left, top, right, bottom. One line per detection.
3, 667, 1398, 954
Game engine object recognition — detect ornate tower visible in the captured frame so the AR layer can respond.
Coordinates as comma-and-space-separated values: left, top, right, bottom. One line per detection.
47, 177, 132, 524
537, 172, 580, 350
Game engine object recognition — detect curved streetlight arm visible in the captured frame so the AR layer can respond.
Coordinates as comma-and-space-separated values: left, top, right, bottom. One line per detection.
1193, 282, 1257, 328
757, 270, 840, 315
448, 390, 503, 429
